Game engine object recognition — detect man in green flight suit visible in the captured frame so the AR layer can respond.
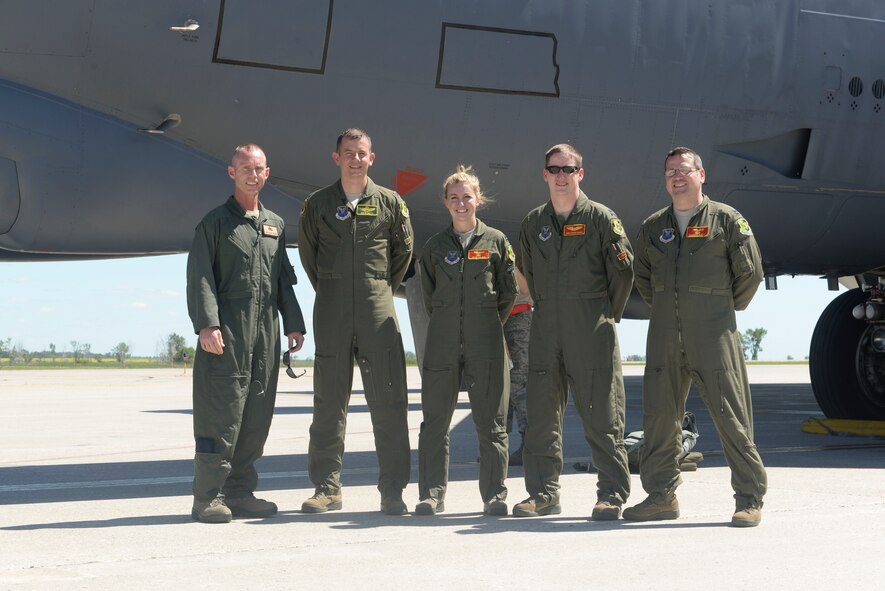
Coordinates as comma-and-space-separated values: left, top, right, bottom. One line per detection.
513, 143, 633, 520
623, 146, 767, 527
299, 128, 414, 515
187, 144, 306, 523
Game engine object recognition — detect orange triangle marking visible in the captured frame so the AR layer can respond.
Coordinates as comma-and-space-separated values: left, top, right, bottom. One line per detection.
395, 169, 428, 196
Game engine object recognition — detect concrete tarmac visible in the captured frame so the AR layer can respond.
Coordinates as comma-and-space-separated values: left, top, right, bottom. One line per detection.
1, 365, 883, 590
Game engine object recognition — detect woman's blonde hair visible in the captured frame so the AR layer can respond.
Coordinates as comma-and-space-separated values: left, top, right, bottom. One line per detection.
442, 164, 493, 208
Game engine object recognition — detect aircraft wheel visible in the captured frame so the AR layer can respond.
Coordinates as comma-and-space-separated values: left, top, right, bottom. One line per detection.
857, 324, 885, 414
809, 288, 885, 419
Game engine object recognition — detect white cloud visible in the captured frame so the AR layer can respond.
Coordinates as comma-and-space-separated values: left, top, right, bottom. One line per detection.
130, 302, 148, 309
38, 306, 54, 313
160, 290, 181, 297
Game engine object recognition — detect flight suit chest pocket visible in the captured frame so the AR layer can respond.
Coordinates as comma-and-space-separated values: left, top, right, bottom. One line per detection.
470, 260, 497, 305
646, 241, 669, 292
355, 211, 389, 242
316, 214, 347, 275
260, 227, 281, 266
686, 229, 730, 288
686, 228, 725, 256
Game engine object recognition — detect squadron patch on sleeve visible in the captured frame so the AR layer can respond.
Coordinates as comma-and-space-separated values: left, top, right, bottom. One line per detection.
737, 217, 753, 236
506, 242, 516, 262
611, 218, 626, 237
400, 200, 410, 219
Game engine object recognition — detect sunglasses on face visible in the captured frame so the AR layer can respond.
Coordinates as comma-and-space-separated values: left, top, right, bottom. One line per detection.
545, 165, 580, 175
282, 350, 306, 379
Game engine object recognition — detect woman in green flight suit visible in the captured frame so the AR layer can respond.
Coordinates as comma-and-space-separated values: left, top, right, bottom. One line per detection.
416, 165, 519, 516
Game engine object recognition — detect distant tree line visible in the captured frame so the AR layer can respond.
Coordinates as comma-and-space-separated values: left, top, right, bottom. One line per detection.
0, 333, 195, 366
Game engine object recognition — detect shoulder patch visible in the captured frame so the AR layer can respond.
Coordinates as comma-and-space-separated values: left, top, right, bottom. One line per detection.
400, 199, 410, 219
611, 218, 625, 237
737, 217, 753, 236
506, 242, 515, 262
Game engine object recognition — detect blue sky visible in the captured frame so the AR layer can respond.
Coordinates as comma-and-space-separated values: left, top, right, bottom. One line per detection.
0, 252, 842, 361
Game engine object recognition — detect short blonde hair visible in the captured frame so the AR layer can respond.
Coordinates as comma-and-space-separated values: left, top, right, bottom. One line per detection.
232, 143, 266, 165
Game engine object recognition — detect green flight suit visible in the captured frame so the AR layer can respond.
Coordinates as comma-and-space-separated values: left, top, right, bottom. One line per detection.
298, 178, 413, 498
187, 197, 306, 503
519, 192, 633, 506
634, 195, 767, 508
417, 221, 519, 504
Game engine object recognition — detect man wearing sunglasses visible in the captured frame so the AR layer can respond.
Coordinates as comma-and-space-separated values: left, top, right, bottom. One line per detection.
624, 147, 766, 527
513, 144, 633, 520
187, 144, 306, 523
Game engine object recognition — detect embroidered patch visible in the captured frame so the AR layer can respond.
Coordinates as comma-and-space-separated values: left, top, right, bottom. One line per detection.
563, 224, 586, 236
400, 200, 410, 219
262, 224, 280, 237
660, 228, 675, 243
506, 242, 515, 262
335, 205, 351, 221
611, 219, 625, 237
467, 249, 491, 260
737, 217, 753, 236
686, 226, 710, 238
539, 226, 553, 242
444, 251, 460, 265
356, 204, 378, 217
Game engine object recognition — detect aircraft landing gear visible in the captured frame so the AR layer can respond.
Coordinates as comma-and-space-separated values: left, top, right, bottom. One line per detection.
809, 287, 885, 420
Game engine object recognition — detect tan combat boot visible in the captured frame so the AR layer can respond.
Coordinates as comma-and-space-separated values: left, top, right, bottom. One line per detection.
731, 505, 762, 527
301, 491, 342, 514
191, 497, 232, 523
512, 496, 562, 517
622, 496, 680, 521
226, 495, 278, 518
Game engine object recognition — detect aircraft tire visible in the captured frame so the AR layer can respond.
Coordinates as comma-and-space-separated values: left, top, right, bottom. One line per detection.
809, 288, 885, 420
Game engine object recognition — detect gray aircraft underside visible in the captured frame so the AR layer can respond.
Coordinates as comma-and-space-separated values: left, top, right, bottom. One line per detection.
1, 0, 883, 419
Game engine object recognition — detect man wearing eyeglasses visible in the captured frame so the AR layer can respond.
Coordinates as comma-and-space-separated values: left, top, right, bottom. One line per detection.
187, 144, 306, 523
624, 146, 767, 527
512, 143, 633, 520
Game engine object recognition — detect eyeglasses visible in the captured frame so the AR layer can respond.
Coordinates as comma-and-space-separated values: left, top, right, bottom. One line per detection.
664, 167, 698, 177
545, 165, 580, 175
282, 350, 306, 379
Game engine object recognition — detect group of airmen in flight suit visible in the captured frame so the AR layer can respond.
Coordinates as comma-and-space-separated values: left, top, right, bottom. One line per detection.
186, 129, 766, 528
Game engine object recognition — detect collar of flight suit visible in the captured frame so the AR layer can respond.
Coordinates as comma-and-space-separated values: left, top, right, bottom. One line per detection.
541, 190, 593, 226
331, 177, 384, 204
444, 218, 489, 248
665, 194, 711, 226
224, 195, 267, 222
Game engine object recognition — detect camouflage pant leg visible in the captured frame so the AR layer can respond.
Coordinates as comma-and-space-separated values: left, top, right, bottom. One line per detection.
504, 310, 531, 439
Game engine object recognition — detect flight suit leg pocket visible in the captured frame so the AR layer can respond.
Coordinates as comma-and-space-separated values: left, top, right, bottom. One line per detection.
713, 368, 749, 428
465, 360, 507, 429
360, 347, 407, 406
642, 366, 673, 414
